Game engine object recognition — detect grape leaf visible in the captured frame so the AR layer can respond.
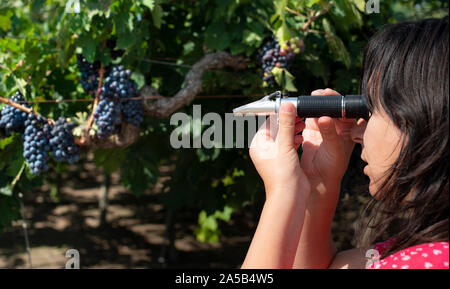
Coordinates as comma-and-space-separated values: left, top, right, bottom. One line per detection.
117, 32, 137, 50
78, 34, 97, 63
152, 5, 163, 28
0, 185, 12, 196
93, 148, 126, 174
0, 135, 14, 150
275, 22, 291, 44
142, 0, 155, 10
0, 11, 12, 31
322, 18, 351, 68
271, 67, 298, 92
131, 70, 146, 89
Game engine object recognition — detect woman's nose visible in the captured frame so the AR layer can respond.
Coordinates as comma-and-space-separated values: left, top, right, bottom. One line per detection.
351, 118, 367, 144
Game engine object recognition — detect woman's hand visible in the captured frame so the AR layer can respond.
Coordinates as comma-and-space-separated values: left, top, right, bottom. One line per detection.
291, 89, 359, 269
250, 102, 310, 199
244, 102, 311, 268
300, 88, 356, 195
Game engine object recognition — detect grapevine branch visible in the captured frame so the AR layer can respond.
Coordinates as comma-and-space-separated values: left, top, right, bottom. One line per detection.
141, 51, 247, 118
0, 96, 33, 113
90, 122, 140, 149
78, 40, 108, 146
87, 64, 105, 130
302, 7, 329, 31
285, 7, 304, 17
77, 64, 106, 147
285, 6, 330, 32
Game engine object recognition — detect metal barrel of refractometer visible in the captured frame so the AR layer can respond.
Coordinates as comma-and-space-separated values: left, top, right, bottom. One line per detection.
294, 94, 370, 120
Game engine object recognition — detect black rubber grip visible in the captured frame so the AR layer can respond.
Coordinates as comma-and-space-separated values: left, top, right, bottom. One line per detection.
297, 95, 342, 118
296, 95, 369, 119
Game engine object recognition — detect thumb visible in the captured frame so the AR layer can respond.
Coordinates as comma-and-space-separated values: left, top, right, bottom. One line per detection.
317, 117, 343, 155
276, 102, 297, 150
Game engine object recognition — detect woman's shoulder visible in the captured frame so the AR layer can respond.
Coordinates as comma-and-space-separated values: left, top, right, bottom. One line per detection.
369, 241, 449, 269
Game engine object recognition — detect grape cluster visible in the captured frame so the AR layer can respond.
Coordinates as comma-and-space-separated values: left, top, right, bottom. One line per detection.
280, 37, 305, 58
110, 66, 144, 127
77, 54, 101, 97
23, 114, 51, 174
258, 36, 305, 86
94, 65, 143, 138
94, 99, 122, 138
1, 90, 82, 174
23, 115, 81, 174
121, 100, 144, 126
0, 92, 31, 134
49, 117, 80, 164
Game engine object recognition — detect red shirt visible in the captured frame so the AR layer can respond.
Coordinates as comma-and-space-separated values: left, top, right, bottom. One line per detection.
368, 240, 449, 269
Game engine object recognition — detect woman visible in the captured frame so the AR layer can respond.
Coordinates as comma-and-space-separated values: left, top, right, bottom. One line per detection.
242, 15, 448, 269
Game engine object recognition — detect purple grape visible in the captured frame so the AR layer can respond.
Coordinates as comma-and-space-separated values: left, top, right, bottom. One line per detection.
0, 92, 31, 135
77, 54, 101, 97
49, 117, 80, 164
94, 65, 144, 138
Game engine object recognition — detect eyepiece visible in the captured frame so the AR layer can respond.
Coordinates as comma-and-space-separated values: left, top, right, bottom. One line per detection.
344, 95, 370, 120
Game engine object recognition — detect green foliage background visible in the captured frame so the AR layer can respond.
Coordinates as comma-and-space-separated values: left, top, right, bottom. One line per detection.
0, 0, 448, 240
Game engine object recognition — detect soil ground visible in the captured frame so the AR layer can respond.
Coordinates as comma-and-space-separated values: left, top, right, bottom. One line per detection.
0, 150, 369, 269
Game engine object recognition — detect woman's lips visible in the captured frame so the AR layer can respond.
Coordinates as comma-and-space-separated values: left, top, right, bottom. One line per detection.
363, 165, 369, 176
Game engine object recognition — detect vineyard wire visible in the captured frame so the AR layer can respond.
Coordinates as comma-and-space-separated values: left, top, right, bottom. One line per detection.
1, 93, 265, 104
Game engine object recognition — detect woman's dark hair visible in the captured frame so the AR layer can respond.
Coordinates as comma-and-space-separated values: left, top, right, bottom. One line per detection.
356, 15, 449, 258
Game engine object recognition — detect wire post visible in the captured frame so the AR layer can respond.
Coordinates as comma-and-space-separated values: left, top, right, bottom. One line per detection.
98, 172, 111, 228
18, 192, 32, 269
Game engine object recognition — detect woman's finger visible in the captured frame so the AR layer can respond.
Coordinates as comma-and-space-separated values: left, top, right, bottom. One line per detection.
276, 102, 297, 150
305, 88, 341, 132
311, 89, 325, 95
294, 134, 303, 150
295, 121, 306, 133
317, 116, 343, 156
